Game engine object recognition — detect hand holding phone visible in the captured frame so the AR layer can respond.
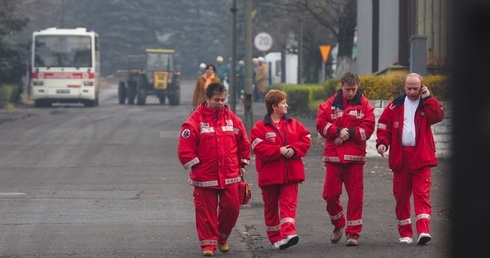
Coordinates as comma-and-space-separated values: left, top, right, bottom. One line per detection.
420, 84, 430, 98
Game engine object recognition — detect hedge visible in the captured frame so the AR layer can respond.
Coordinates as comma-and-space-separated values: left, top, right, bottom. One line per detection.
0, 84, 20, 109
268, 74, 449, 117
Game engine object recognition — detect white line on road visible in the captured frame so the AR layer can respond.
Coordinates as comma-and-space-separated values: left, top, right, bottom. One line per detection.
0, 192, 27, 196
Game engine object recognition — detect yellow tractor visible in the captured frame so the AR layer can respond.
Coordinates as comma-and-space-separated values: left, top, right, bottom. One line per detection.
118, 48, 180, 105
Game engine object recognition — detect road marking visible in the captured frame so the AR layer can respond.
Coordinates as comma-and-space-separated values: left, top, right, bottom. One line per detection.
0, 192, 27, 196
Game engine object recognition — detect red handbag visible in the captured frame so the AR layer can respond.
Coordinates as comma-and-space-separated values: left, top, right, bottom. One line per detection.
238, 176, 251, 205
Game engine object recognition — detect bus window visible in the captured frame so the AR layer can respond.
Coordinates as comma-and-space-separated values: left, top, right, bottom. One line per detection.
74, 50, 91, 67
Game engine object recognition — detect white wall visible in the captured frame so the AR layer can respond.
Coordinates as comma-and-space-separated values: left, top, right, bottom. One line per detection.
356, 1, 373, 75
378, 0, 400, 72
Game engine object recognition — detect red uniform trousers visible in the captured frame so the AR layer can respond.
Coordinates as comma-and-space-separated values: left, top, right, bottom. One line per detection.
394, 146, 432, 238
323, 162, 364, 238
261, 183, 299, 244
193, 184, 240, 252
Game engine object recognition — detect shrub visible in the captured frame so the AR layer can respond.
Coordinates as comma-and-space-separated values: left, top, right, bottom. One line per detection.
268, 73, 449, 116
324, 74, 449, 101
0, 84, 20, 109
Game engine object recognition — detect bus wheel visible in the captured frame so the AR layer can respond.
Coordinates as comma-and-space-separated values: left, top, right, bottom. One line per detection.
84, 100, 96, 107
34, 100, 43, 107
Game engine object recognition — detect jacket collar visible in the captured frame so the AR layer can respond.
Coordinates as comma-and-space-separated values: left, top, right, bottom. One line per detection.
264, 113, 291, 125
198, 102, 229, 119
332, 89, 363, 109
392, 94, 426, 107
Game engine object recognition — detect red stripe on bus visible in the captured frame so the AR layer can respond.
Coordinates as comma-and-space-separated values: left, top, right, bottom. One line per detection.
32, 72, 95, 79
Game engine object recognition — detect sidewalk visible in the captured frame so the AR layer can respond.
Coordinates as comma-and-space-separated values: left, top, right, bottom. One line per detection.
0, 106, 34, 124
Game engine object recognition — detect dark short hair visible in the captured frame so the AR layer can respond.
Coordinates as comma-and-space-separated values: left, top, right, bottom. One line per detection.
264, 89, 287, 114
205, 64, 216, 72
340, 72, 360, 85
206, 82, 227, 99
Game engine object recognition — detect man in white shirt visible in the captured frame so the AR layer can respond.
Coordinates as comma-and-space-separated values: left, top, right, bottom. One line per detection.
375, 73, 445, 245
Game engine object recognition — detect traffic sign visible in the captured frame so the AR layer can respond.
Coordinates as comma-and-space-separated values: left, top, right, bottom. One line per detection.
254, 32, 273, 52
319, 45, 332, 63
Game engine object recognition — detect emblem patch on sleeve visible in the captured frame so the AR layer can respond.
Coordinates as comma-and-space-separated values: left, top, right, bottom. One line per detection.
182, 129, 191, 138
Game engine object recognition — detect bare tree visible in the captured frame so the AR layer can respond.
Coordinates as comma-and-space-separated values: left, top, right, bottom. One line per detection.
254, 0, 357, 78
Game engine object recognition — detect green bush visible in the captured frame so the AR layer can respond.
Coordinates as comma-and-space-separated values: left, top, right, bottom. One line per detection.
284, 88, 310, 115
319, 74, 449, 101
0, 85, 19, 109
268, 74, 449, 116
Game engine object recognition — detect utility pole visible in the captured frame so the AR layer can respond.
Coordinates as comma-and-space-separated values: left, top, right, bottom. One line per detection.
244, 0, 253, 132
297, 19, 303, 84
230, 0, 237, 112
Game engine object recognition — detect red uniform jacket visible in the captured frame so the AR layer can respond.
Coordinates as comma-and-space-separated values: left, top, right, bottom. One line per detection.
178, 103, 250, 189
251, 114, 311, 187
316, 90, 375, 164
376, 95, 444, 171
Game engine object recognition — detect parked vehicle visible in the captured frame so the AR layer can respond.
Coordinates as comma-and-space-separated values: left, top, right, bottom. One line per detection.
118, 48, 181, 105
30, 27, 100, 107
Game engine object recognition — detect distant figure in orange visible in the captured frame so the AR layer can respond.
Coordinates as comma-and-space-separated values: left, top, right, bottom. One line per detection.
254, 56, 268, 101
192, 64, 220, 110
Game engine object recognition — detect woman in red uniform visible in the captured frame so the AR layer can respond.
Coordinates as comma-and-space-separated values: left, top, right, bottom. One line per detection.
250, 89, 311, 250
178, 82, 250, 256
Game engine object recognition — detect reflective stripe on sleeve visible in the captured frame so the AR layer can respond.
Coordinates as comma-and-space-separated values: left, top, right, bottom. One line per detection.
183, 157, 200, 170
360, 128, 366, 140
378, 123, 387, 130
251, 138, 263, 149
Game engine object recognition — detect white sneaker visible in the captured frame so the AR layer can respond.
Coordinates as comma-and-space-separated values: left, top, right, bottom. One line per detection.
399, 237, 413, 244
417, 233, 431, 245
274, 235, 299, 250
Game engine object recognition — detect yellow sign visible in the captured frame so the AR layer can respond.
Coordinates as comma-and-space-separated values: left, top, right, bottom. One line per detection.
319, 45, 332, 63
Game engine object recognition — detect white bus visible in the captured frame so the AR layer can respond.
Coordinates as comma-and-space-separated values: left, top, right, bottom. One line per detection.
30, 27, 100, 107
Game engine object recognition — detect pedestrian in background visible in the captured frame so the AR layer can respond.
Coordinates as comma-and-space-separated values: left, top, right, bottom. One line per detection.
252, 57, 259, 101
192, 64, 220, 111
376, 73, 444, 245
254, 56, 268, 101
250, 89, 311, 250
235, 60, 245, 101
316, 71, 375, 246
178, 82, 251, 256
197, 63, 206, 77
215, 56, 229, 83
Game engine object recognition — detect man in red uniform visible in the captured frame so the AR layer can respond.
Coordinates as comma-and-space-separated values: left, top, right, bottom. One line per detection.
316, 72, 375, 246
178, 82, 250, 256
376, 73, 444, 245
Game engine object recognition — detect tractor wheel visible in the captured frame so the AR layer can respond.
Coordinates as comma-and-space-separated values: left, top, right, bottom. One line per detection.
128, 82, 136, 105
137, 89, 146, 105
169, 88, 180, 106
158, 94, 166, 105
118, 81, 127, 104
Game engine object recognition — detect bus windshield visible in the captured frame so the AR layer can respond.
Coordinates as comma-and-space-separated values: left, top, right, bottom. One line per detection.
34, 35, 92, 68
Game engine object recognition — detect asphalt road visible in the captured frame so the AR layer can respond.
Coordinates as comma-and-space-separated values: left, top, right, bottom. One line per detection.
0, 80, 451, 257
